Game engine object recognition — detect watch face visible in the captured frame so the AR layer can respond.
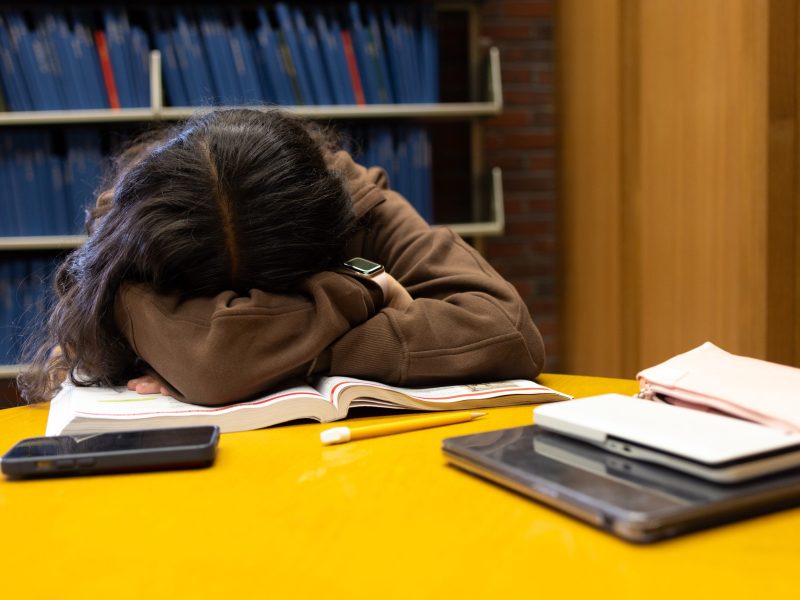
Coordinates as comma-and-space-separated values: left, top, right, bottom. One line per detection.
343, 257, 383, 276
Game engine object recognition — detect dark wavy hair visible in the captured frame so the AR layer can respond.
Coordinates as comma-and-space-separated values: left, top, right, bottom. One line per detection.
18, 108, 356, 403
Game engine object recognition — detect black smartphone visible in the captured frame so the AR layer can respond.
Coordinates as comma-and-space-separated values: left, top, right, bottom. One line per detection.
1, 426, 220, 479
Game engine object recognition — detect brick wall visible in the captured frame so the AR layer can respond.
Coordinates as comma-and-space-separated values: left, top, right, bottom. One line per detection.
480, 0, 559, 371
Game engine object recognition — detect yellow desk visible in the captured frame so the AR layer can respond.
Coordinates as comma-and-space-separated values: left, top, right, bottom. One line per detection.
0, 374, 797, 599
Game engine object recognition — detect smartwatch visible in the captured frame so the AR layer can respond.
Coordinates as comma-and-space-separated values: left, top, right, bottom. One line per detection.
342, 257, 390, 295
342, 257, 385, 278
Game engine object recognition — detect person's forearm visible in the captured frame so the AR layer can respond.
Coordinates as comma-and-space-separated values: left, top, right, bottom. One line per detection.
340, 185, 545, 384
115, 272, 382, 405
328, 294, 544, 385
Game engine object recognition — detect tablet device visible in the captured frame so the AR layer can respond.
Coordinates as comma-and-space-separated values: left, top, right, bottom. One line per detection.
533, 394, 800, 483
442, 425, 800, 543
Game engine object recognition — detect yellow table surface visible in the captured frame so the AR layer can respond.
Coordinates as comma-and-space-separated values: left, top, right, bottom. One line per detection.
0, 374, 797, 599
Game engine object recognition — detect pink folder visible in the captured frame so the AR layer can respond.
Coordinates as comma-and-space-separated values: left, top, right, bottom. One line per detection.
637, 342, 800, 433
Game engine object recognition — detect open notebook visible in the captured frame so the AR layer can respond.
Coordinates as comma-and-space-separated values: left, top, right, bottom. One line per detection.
46, 376, 571, 435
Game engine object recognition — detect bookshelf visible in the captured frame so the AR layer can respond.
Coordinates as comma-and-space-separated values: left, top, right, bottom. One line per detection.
0, 46, 503, 124
0, 2, 505, 380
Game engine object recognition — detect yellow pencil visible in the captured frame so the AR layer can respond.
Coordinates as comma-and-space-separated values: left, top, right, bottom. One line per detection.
320, 411, 487, 445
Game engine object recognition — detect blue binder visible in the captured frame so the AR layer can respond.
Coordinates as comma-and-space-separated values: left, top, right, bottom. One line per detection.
420, 5, 438, 102
41, 13, 83, 109
291, 7, 332, 105
64, 130, 102, 233
395, 8, 421, 102
6, 12, 52, 110
175, 11, 214, 105
228, 9, 264, 104
198, 9, 242, 105
173, 11, 203, 105
150, 10, 189, 107
379, 8, 406, 103
322, 12, 357, 105
254, 8, 293, 105
365, 8, 393, 103
274, 3, 315, 104
70, 10, 109, 109
129, 24, 151, 107
0, 14, 32, 110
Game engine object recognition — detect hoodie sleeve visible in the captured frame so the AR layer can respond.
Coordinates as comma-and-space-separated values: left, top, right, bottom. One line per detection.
327, 181, 546, 386
114, 272, 381, 405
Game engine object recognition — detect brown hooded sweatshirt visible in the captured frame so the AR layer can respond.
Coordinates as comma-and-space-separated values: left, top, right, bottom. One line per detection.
114, 151, 545, 405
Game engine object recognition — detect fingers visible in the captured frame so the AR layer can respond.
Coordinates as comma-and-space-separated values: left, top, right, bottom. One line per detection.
127, 376, 165, 395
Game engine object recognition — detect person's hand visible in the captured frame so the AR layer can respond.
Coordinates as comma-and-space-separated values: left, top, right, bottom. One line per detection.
378, 272, 413, 310
127, 375, 171, 396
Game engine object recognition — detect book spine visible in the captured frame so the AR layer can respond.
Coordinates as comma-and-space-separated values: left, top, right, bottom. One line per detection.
213, 11, 245, 105
0, 159, 11, 235
393, 8, 413, 102
398, 7, 422, 102
102, 10, 134, 108
93, 30, 120, 109
58, 13, 91, 109
313, 12, 346, 105
0, 15, 31, 110
277, 35, 303, 105
292, 7, 332, 105
48, 152, 69, 233
18, 136, 44, 235
228, 9, 263, 104
4, 135, 25, 235
173, 12, 202, 105
42, 14, 81, 109
31, 23, 66, 110
178, 11, 214, 105
254, 8, 291, 105
198, 9, 240, 105
6, 13, 49, 110
380, 8, 404, 103
150, 10, 189, 107
116, 12, 146, 108
420, 5, 438, 102
323, 13, 356, 105
365, 8, 393, 104
31, 136, 56, 234
274, 3, 315, 104
340, 30, 365, 106
64, 129, 102, 232
129, 25, 151, 107
71, 10, 109, 109
347, 3, 376, 104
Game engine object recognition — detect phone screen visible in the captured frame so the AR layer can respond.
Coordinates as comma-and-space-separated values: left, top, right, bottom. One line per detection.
2, 426, 220, 478
5, 428, 217, 458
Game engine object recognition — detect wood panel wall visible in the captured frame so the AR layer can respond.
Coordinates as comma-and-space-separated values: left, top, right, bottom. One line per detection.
558, 0, 799, 378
